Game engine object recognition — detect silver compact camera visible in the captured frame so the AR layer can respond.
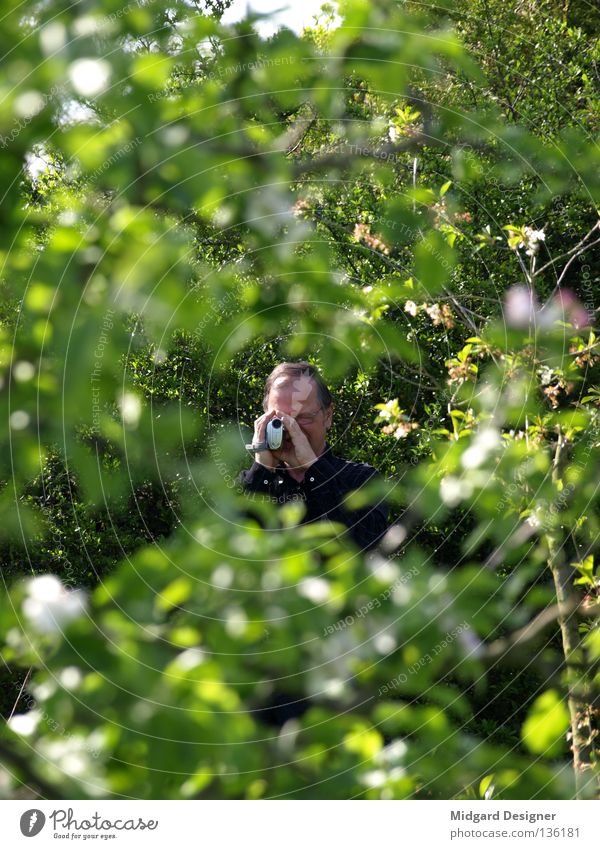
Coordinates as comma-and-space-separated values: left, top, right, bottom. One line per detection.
245, 417, 284, 452
266, 417, 284, 449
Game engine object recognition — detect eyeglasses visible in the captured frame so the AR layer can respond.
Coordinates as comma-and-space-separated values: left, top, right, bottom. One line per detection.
295, 408, 324, 426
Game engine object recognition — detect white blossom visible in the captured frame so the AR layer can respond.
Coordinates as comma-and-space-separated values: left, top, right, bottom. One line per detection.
40, 22, 67, 54
439, 476, 464, 507
375, 739, 407, 764
526, 511, 542, 529
361, 769, 387, 788
246, 187, 293, 236
522, 226, 546, 256
8, 710, 41, 736
374, 632, 397, 655
10, 410, 30, 430
224, 606, 247, 638
211, 564, 234, 588
174, 648, 207, 670
298, 576, 331, 604
22, 575, 87, 635
68, 59, 111, 97
323, 678, 345, 698
461, 427, 501, 469
118, 391, 142, 427
59, 667, 83, 690
14, 91, 45, 119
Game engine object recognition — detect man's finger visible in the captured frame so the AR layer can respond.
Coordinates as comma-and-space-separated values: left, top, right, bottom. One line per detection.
279, 413, 305, 441
274, 411, 293, 428
256, 414, 269, 437
254, 409, 276, 438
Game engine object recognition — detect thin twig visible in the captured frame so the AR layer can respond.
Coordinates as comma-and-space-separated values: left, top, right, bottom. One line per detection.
566, 341, 600, 357
551, 235, 600, 293
534, 221, 600, 278
6, 667, 32, 723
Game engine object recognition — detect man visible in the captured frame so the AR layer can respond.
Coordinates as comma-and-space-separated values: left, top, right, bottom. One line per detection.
238, 362, 388, 551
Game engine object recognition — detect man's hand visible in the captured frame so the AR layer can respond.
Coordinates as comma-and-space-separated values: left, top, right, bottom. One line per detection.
251, 409, 281, 469
271, 411, 318, 471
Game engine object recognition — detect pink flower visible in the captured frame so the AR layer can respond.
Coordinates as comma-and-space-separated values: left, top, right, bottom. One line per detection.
553, 289, 591, 330
504, 286, 539, 328
504, 285, 590, 331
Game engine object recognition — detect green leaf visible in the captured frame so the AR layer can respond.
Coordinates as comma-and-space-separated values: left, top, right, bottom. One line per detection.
412, 230, 455, 295
479, 774, 495, 799
521, 690, 570, 758
573, 555, 595, 587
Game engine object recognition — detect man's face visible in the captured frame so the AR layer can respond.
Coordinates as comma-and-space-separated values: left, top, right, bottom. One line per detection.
266, 376, 333, 457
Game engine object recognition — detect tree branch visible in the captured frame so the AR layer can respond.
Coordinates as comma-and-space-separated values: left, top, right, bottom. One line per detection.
534, 220, 600, 279
485, 598, 600, 660
546, 431, 599, 797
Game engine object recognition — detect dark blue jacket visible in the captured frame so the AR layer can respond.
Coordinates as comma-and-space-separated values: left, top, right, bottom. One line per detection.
238, 443, 389, 551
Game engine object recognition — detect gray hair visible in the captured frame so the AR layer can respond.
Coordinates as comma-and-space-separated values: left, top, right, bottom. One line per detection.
262, 361, 333, 411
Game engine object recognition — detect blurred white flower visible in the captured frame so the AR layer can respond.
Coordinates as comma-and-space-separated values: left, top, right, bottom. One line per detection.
224, 606, 247, 638
379, 523, 407, 554
59, 666, 83, 690
68, 59, 111, 97
30, 678, 57, 701
8, 710, 41, 736
323, 678, 345, 698
174, 647, 207, 670
118, 391, 142, 427
361, 769, 387, 788
71, 16, 103, 38
23, 575, 87, 635
39, 736, 93, 776
374, 632, 397, 655
211, 563, 234, 588
298, 576, 331, 604
246, 187, 293, 236
375, 738, 407, 764
10, 410, 30, 430
439, 476, 465, 507
461, 444, 487, 469
14, 91, 45, 119
461, 427, 501, 469
392, 581, 412, 606
39, 22, 67, 54
367, 552, 400, 584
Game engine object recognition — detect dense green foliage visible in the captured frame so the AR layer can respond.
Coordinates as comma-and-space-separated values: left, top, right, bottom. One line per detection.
1, 0, 600, 799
